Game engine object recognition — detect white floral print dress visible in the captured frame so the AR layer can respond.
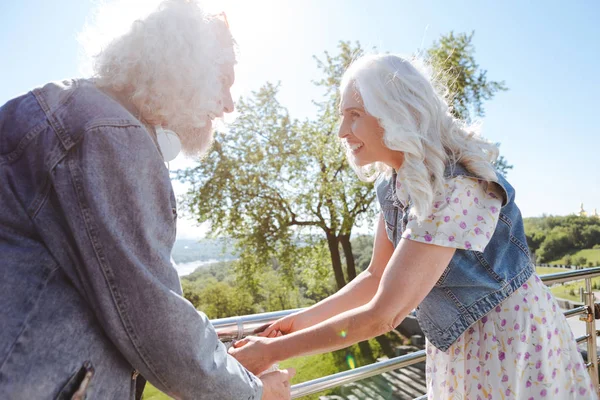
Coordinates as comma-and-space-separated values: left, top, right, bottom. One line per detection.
395, 176, 597, 400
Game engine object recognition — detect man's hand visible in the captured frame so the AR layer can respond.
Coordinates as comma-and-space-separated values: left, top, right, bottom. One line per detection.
229, 336, 277, 376
260, 369, 295, 400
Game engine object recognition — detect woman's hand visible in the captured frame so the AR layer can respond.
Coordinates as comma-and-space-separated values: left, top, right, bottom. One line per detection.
228, 336, 279, 376
255, 314, 300, 337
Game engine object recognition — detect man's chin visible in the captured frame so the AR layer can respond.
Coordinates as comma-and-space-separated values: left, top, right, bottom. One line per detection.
179, 125, 214, 158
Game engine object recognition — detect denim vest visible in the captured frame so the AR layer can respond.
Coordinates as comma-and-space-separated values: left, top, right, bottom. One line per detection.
376, 164, 534, 351
0, 80, 261, 399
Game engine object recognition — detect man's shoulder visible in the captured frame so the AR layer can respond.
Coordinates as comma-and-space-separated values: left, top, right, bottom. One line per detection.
35, 79, 142, 132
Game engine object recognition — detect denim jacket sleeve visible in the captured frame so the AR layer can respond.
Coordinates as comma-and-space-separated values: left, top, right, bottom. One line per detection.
50, 122, 262, 400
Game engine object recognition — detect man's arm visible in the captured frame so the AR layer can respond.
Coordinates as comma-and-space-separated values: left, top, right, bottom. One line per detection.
50, 123, 262, 399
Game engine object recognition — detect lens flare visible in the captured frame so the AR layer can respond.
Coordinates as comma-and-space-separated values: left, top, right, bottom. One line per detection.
346, 353, 356, 369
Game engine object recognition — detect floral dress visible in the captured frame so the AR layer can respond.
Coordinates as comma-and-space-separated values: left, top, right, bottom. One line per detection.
395, 176, 597, 400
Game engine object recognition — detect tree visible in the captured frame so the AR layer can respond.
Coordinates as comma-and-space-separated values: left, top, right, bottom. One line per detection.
524, 215, 600, 263
564, 255, 573, 266
427, 31, 512, 176
494, 155, 513, 178
576, 257, 588, 267
178, 42, 376, 291
179, 35, 510, 293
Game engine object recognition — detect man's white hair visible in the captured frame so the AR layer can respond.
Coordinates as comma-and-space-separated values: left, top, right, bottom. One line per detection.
340, 54, 499, 221
93, 0, 235, 156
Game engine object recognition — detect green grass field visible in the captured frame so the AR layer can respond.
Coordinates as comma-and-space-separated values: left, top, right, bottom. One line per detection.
141, 383, 169, 400
536, 266, 600, 302
550, 249, 600, 265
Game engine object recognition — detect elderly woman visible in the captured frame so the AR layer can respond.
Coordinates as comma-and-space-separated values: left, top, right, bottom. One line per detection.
0, 1, 293, 399
230, 54, 597, 399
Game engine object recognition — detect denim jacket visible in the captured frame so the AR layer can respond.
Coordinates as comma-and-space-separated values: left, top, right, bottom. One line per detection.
0, 79, 262, 399
376, 163, 534, 351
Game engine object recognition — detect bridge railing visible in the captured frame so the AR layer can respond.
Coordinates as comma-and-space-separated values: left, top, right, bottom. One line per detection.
211, 267, 600, 399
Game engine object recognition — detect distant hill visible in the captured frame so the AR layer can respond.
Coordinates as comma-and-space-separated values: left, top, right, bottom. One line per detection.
550, 248, 600, 266
524, 215, 600, 263
171, 238, 238, 264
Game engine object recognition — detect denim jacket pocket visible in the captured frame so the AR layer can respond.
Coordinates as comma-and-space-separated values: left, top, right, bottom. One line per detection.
56, 361, 95, 400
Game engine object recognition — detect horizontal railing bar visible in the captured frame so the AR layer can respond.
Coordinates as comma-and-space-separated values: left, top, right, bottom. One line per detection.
564, 306, 590, 319
290, 350, 426, 398
212, 269, 600, 340
540, 267, 600, 285
208, 268, 600, 399
577, 334, 590, 344
211, 308, 304, 341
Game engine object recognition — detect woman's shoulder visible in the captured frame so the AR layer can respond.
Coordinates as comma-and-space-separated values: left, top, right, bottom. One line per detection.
443, 162, 508, 206
442, 175, 503, 209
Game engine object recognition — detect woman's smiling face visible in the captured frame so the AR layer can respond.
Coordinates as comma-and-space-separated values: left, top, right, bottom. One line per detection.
338, 83, 403, 170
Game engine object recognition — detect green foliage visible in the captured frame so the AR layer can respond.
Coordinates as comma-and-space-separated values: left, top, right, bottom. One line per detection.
350, 234, 374, 273
564, 255, 573, 266
181, 260, 320, 319
536, 266, 588, 302
142, 383, 171, 399
178, 41, 376, 291
427, 31, 507, 122
494, 155, 513, 178
536, 230, 572, 264
535, 266, 567, 275
427, 31, 511, 177
296, 240, 336, 301
178, 34, 509, 292
550, 249, 600, 266
525, 215, 600, 263
279, 333, 403, 399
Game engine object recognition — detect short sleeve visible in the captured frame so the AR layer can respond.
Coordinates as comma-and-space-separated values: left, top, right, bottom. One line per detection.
401, 176, 502, 252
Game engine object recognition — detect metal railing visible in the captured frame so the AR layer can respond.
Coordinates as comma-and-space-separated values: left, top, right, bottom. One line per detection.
212, 267, 600, 399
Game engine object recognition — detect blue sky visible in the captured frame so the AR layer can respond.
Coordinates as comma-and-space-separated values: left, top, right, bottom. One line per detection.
2, 0, 599, 238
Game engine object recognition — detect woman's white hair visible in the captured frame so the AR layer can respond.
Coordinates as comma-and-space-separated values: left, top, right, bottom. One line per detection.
340, 54, 499, 220
93, 0, 235, 156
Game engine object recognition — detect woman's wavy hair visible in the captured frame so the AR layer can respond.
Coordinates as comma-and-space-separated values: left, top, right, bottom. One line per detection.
93, 0, 235, 156
340, 54, 499, 220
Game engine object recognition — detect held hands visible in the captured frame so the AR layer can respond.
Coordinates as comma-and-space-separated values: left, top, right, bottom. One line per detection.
228, 335, 280, 376
229, 325, 295, 399
254, 313, 301, 337
230, 312, 303, 376
260, 368, 296, 400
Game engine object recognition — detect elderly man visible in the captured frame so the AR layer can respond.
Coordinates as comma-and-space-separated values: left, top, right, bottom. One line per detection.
0, 1, 293, 398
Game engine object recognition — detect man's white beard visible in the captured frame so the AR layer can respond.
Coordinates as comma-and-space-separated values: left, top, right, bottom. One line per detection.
177, 117, 215, 158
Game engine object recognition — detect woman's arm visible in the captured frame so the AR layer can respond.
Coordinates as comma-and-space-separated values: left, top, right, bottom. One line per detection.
260, 213, 395, 335
231, 237, 455, 375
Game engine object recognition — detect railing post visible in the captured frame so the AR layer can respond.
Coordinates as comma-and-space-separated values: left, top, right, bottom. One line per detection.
584, 277, 600, 394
